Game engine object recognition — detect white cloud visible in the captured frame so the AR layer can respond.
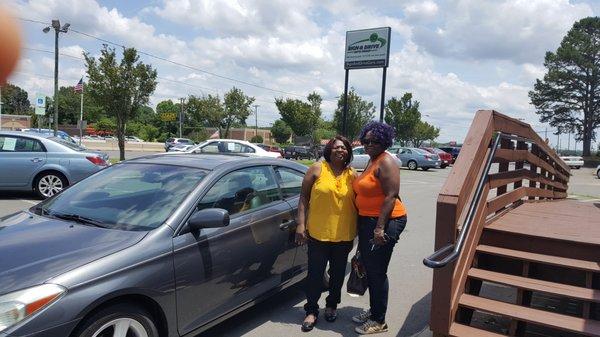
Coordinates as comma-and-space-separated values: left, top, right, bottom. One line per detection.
412, 0, 593, 64
404, 0, 439, 22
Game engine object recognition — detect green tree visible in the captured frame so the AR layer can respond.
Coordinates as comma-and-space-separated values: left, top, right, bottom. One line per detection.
276, 92, 322, 138
529, 17, 600, 156
250, 135, 263, 143
222, 87, 254, 138
333, 88, 375, 140
271, 119, 293, 143
384, 93, 421, 145
85, 46, 157, 160
0, 83, 30, 115
186, 94, 224, 131
409, 121, 440, 147
52, 85, 104, 125
94, 117, 116, 133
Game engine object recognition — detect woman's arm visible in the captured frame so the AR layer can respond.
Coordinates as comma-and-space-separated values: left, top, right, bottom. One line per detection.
295, 163, 321, 245
373, 155, 400, 244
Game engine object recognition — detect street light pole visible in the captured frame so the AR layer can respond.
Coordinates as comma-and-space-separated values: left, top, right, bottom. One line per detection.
253, 104, 259, 138
43, 20, 70, 136
179, 98, 185, 138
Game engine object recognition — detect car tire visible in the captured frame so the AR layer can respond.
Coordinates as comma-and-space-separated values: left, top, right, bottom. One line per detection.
73, 303, 159, 337
407, 160, 418, 170
34, 172, 68, 199
422, 167, 430, 171
441, 164, 448, 169
597, 170, 600, 179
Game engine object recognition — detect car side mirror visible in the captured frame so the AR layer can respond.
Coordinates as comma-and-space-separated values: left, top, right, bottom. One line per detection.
188, 208, 230, 232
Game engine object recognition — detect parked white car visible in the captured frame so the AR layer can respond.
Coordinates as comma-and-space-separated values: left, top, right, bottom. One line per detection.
350, 146, 402, 170
560, 156, 584, 169
180, 139, 281, 158
125, 136, 144, 142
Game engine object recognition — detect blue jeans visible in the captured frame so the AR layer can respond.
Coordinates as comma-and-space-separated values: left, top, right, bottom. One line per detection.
358, 215, 407, 323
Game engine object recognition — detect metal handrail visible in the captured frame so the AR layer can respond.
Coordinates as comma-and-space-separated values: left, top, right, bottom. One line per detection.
423, 132, 503, 268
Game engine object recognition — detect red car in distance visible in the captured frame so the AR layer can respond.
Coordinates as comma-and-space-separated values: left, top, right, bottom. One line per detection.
254, 143, 283, 155
421, 147, 452, 168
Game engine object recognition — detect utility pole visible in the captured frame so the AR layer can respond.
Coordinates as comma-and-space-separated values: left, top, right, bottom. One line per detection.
253, 104, 259, 139
43, 20, 70, 136
179, 98, 185, 138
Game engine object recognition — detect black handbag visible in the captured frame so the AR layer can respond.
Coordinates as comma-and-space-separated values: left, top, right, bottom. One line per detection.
347, 251, 368, 296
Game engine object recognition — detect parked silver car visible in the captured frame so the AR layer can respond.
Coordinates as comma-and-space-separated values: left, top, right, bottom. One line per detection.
0, 154, 307, 337
391, 147, 441, 170
0, 131, 109, 198
350, 146, 402, 170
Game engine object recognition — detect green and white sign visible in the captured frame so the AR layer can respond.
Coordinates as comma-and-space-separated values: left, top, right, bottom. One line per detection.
344, 27, 391, 69
34, 93, 46, 115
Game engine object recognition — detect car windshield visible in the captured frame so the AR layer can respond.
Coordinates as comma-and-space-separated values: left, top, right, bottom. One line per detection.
48, 136, 87, 151
36, 163, 206, 231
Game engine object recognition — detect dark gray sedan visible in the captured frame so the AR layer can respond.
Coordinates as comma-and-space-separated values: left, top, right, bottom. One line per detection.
0, 154, 307, 337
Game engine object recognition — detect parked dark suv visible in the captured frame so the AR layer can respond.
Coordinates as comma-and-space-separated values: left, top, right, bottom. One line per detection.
283, 146, 313, 160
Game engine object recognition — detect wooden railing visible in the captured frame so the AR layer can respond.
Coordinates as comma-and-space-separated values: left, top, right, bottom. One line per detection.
428, 110, 570, 336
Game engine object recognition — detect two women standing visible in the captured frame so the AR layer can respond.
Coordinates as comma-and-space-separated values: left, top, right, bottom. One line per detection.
296, 122, 407, 335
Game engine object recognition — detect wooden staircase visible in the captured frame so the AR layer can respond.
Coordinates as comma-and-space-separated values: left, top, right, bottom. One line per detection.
426, 111, 600, 337
450, 200, 600, 336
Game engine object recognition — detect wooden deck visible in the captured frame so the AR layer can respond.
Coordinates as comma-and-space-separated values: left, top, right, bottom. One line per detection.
486, 200, 600, 246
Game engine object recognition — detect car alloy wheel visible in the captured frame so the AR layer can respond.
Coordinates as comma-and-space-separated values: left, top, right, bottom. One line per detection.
91, 318, 148, 337
408, 161, 418, 170
36, 173, 66, 198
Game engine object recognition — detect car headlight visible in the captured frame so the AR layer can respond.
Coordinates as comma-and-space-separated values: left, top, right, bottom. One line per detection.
0, 284, 65, 333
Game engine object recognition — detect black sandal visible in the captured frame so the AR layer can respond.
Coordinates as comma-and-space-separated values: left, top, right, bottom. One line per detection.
301, 314, 318, 332
324, 309, 337, 322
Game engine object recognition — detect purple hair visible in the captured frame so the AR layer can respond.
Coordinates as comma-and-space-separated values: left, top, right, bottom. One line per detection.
358, 121, 395, 150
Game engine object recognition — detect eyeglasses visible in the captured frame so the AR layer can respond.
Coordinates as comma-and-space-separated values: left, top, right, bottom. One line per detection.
361, 139, 381, 146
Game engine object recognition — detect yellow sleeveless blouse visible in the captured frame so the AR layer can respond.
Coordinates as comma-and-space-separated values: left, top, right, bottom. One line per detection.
307, 161, 357, 242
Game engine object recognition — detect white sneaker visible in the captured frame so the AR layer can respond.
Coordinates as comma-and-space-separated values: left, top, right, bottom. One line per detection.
355, 319, 388, 334
352, 309, 371, 324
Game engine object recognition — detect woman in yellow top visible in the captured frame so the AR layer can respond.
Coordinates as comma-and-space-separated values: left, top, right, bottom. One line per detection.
295, 135, 357, 332
352, 121, 407, 335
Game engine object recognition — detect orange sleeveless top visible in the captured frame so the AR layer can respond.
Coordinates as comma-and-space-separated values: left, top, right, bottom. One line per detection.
352, 152, 407, 218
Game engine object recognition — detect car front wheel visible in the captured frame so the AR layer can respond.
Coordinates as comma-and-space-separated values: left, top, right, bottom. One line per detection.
597, 169, 600, 179
74, 303, 158, 337
34, 172, 67, 199
407, 160, 418, 170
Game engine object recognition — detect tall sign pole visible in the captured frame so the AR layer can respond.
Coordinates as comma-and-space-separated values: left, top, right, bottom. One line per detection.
79, 90, 83, 145
344, 27, 391, 135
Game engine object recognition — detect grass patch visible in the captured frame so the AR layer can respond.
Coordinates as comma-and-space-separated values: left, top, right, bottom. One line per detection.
298, 159, 316, 166
109, 158, 120, 165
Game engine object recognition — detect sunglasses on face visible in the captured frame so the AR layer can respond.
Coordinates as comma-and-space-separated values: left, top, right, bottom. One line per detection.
361, 139, 381, 146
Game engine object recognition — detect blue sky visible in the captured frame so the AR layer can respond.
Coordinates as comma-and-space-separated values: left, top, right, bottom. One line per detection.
6, 0, 600, 149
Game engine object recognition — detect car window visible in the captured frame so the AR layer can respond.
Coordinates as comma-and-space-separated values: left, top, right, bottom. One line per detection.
242, 145, 255, 153
0, 136, 44, 152
166, 138, 174, 143
197, 166, 281, 216
275, 167, 304, 199
201, 142, 220, 153
353, 147, 365, 155
39, 163, 206, 231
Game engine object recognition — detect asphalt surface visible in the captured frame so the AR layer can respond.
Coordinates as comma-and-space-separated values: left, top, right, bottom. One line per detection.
0, 166, 597, 337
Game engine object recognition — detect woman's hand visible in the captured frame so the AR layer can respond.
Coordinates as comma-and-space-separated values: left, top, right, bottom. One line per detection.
373, 227, 387, 246
295, 224, 307, 245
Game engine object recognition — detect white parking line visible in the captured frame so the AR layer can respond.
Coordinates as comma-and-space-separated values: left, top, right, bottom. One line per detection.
18, 199, 39, 205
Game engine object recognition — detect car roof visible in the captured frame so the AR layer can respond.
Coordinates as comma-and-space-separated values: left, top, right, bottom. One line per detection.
123, 153, 306, 171
0, 131, 48, 140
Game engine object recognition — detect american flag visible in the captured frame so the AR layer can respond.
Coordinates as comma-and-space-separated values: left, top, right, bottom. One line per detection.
74, 78, 83, 93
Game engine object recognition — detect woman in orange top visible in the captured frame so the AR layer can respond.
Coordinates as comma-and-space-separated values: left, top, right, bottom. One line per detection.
295, 135, 357, 332
352, 121, 407, 335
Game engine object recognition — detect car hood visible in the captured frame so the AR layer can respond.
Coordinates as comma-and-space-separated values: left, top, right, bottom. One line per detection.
0, 212, 146, 294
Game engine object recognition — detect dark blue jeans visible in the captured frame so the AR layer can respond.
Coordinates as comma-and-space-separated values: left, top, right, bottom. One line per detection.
358, 215, 407, 323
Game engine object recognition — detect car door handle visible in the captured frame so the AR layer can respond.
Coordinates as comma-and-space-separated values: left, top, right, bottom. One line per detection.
279, 219, 295, 231
30, 158, 43, 163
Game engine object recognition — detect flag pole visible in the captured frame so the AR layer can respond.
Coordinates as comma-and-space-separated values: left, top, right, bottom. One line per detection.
79, 87, 83, 146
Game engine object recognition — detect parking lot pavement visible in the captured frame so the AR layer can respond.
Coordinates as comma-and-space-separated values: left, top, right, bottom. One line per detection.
0, 191, 40, 218
567, 167, 600, 199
